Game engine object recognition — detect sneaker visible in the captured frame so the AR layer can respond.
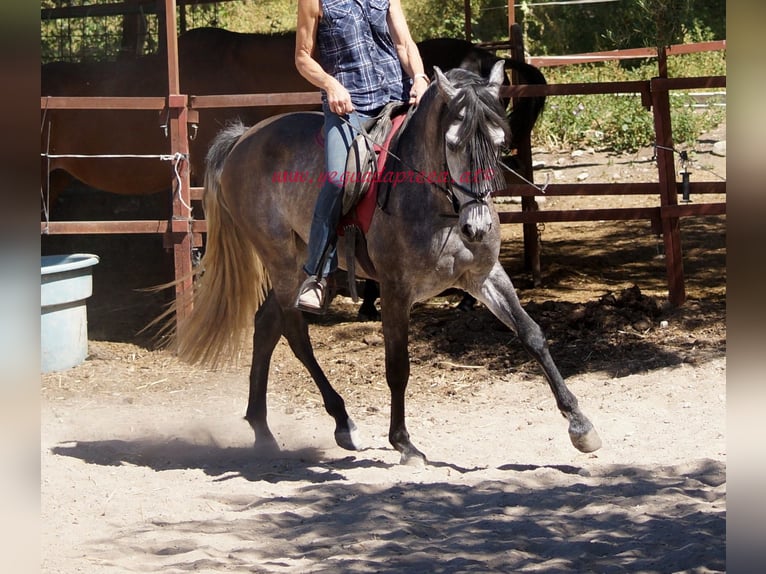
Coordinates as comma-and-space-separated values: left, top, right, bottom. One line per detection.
295, 276, 327, 314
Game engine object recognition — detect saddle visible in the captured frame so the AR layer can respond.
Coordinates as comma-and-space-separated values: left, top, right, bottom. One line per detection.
338, 101, 410, 301
341, 101, 410, 215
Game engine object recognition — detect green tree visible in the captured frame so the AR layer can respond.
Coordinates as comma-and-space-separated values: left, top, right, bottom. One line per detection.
517, 0, 724, 55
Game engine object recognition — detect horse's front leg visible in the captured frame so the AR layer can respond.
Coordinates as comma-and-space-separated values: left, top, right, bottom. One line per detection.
476, 263, 602, 453
379, 290, 427, 465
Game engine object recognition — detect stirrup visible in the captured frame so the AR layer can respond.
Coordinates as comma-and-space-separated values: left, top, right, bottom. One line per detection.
294, 275, 330, 315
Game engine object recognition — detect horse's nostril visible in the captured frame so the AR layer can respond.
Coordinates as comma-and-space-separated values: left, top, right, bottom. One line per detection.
461, 224, 485, 242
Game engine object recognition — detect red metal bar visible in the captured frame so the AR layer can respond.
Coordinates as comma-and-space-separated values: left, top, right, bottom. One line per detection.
509, 23, 541, 285
500, 207, 660, 224
165, 0, 180, 95
662, 202, 726, 218
652, 48, 686, 306
497, 76, 722, 102
498, 203, 725, 225
497, 181, 726, 197
47, 80, 723, 109
40, 220, 207, 234
667, 40, 726, 55
163, 0, 194, 323
501, 80, 649, 98
40, 96, 167, 109
189, 92, 322, 108
527, 40, 726, 67
652, 76, 727, 91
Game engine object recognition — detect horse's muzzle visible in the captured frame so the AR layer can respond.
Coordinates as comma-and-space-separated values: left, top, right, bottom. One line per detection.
459, 201, 493, 243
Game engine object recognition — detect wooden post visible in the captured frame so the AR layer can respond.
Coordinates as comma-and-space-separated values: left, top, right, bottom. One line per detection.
464, 0, 472, 42
163, 0, 194, 323
652, 46, 686, 306
509, 23, 541, 286
508, 0, 516, 28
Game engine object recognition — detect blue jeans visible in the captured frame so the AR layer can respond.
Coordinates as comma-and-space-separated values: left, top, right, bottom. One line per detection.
303, 103, 380, 278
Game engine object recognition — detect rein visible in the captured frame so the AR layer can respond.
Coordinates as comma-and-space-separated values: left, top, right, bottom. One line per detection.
338, 93, 548, 216
338, 111, 473, 216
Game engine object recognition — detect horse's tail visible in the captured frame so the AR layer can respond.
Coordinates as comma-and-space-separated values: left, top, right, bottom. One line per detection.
501, 58, 547, 151
173, 120, 271, 368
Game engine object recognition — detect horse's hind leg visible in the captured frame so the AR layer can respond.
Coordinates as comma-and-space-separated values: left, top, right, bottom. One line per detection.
477, 263, 602, 453
281, 306, 362, 451
245, 291, 283, 451
358, 280, 380, 321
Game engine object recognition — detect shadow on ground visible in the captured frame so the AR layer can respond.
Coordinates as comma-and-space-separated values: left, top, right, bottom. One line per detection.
51, 437, 725, 573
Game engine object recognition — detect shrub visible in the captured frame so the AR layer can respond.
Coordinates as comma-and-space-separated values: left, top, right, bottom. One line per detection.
532, 50, 725, 153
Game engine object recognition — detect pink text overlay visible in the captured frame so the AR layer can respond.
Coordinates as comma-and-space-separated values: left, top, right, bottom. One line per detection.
272, 169, 497, 187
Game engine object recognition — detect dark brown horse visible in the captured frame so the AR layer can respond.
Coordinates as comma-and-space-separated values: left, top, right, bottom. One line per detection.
171, 62, 600, 464
41, 29, 314, 205
41, 28, 543, 210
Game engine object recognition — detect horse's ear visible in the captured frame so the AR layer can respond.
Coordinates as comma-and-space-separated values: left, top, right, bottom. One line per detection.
488, 60, 505, 99
434, 66, 457, 101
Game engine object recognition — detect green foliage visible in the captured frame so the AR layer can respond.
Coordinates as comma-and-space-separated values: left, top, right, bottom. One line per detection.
215, 0, 296, 33
534, 53, 726, 153
402, 0, 513, 43
401, 0, 469, 40
518, 0, 724, 55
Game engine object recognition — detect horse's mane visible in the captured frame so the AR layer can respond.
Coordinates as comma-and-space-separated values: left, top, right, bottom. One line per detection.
441, 68, 511, 149
401, 68, 510, 192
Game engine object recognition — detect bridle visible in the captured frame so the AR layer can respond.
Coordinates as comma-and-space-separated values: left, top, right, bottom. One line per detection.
338, 84, 523, 217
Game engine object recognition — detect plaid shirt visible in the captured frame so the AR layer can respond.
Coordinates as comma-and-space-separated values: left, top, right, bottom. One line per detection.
317, 0, 410, 112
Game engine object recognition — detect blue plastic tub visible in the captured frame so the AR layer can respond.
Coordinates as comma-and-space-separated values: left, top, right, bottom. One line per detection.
41, 254, 99, 373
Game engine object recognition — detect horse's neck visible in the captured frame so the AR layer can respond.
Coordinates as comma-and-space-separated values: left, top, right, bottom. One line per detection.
394, 99, 446, 177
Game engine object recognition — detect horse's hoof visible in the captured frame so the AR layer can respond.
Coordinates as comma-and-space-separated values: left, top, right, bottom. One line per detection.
570, 427, 602, 453
357, 308, 380, 322
253, 437, 281, 456
335, 417, 363, 451
399, 447, 428, 467
456, 297, 476, 312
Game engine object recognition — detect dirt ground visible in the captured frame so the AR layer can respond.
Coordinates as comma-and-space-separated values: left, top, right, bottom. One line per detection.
41, 124, 726, 573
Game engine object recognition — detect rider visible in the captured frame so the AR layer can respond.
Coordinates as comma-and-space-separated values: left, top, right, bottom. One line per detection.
294, 0, 429, 313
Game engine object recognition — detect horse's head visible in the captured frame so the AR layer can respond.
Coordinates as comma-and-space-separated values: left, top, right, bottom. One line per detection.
433, 62, 509, 244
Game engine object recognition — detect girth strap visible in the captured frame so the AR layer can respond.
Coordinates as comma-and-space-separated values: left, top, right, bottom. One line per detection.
344, 224, 359, 302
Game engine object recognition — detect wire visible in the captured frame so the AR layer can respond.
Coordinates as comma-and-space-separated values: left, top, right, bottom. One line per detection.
481, 0, 621, 11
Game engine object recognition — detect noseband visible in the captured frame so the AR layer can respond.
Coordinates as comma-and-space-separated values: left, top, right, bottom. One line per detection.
442, 173, 490, 215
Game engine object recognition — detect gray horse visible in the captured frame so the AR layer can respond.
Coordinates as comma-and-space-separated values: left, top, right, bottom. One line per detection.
173, 62, 601, 464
